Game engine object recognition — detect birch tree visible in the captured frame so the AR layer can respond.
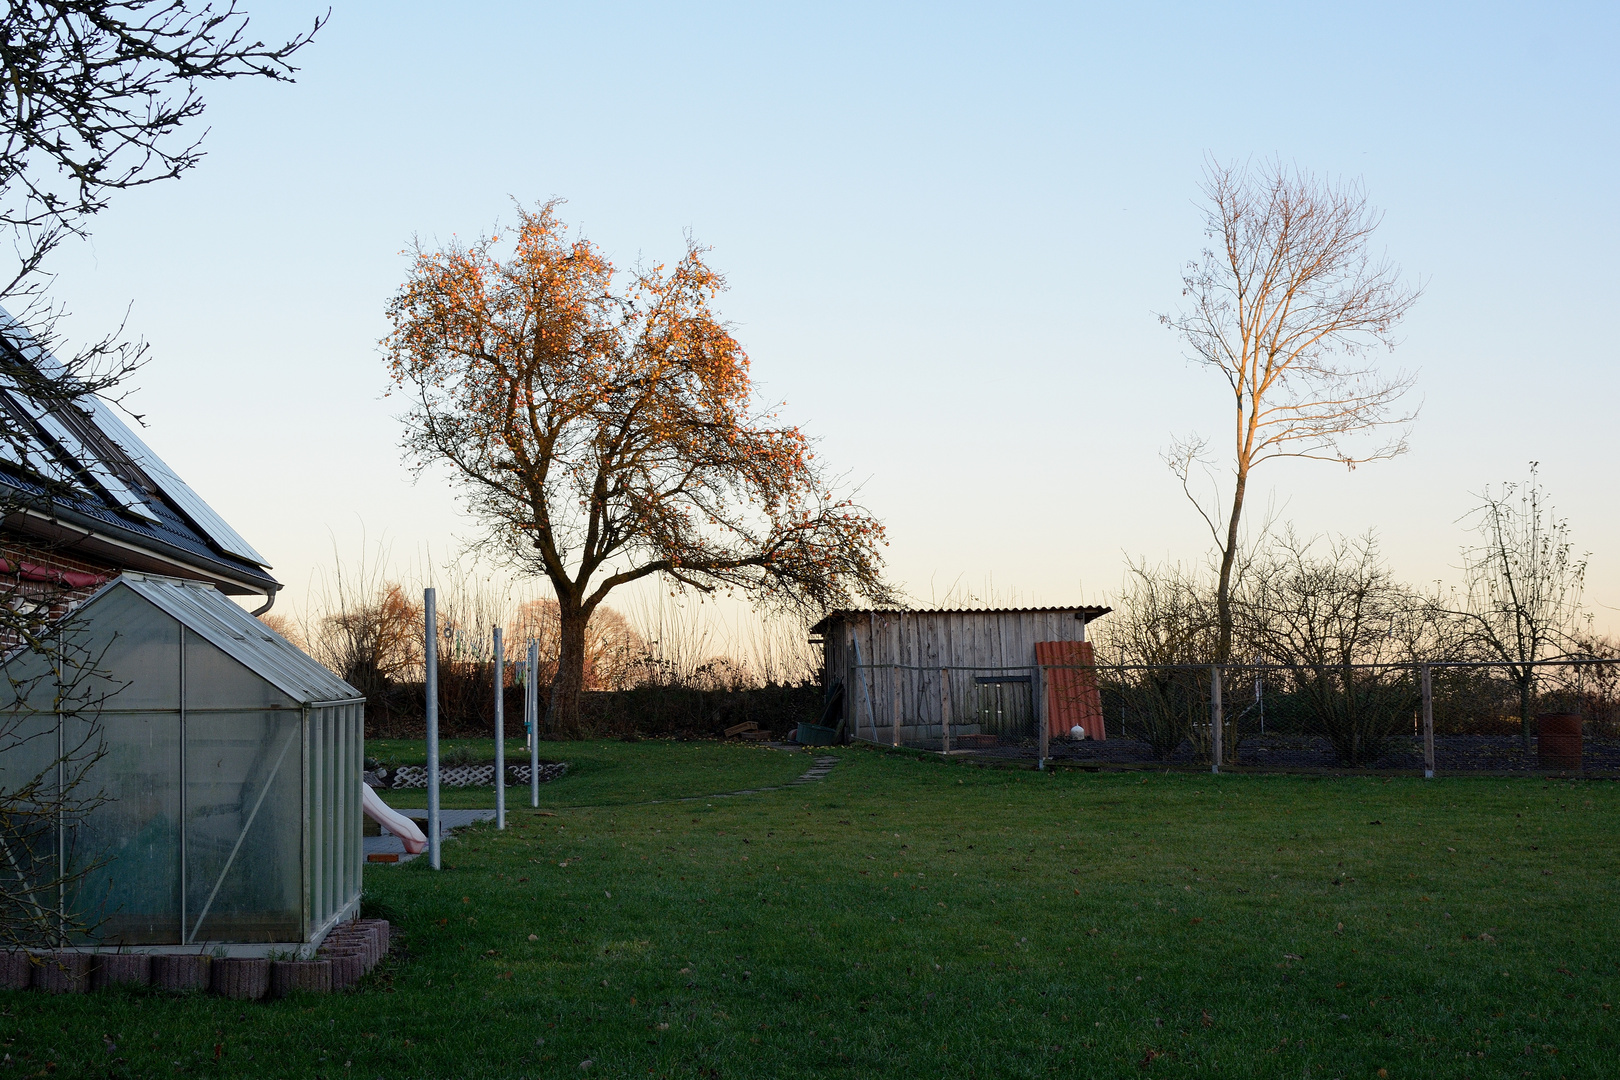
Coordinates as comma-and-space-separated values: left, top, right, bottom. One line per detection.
1164, 159, 1421, 662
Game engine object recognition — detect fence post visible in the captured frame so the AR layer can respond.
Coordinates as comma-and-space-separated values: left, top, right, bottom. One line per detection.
424, 588, 440, 870
892, 665, 902, 748
940, 668, 952, 755
1210, 665, 1223, 775
1421, 663, 1435, 779
493, 626, 505, 830
528, 640, 541, 808
1037, 664, 1049, 771
851, 636, 870, 742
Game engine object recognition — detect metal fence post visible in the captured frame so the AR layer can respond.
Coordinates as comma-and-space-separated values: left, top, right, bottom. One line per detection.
424, 588, 440, 870
891, 665, 901, 748
1037, 664, 1049, 770
1422, 663, 1435, 779
940, 668, 952, 755
493, 626, 505, 830
528, 639, 541, 807
1210, 665, 1223, 775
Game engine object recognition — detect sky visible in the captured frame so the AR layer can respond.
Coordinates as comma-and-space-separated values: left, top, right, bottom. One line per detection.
37, 1, 1620, 639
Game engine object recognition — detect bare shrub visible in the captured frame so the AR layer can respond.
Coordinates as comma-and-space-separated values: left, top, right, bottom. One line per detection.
1095, 560, 1219, 759
1245, 531, 1455, 765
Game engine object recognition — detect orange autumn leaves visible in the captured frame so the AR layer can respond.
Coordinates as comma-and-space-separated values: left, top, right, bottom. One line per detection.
382, 201, 890, 722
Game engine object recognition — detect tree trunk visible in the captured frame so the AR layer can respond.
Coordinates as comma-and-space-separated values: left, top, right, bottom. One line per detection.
1215, 468, 1250, 665
550, 602, 590, 737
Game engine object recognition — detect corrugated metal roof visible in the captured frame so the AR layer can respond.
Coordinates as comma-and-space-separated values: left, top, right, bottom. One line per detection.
810, 605, 1113, 635
95, 574, 358, 705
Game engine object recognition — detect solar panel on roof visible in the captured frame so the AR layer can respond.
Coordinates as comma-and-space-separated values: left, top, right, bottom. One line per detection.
81, 396, 270, 567
0, 395, 78, 486
5, 389, 160, 523
0, 305, 269, 569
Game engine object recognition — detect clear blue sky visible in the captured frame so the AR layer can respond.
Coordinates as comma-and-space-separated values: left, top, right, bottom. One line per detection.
43, 1, 1620, 630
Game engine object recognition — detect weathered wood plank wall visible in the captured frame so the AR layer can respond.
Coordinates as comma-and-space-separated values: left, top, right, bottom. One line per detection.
820, 610, 1092, 740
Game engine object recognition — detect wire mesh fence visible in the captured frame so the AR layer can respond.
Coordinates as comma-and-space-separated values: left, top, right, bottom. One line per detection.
845, 658, 1620, 774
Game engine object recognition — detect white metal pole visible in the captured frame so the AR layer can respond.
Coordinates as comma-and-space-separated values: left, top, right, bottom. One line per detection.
1210, 665, 1223, 775
493, 625, 505, 829
424, 588, 441, 870
529, 639, 541, 807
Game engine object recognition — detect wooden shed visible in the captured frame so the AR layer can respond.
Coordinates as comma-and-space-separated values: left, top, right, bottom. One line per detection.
810, 607, 1111, 751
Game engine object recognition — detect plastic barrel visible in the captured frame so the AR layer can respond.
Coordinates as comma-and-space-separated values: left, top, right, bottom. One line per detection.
1537, 713, 1583, 770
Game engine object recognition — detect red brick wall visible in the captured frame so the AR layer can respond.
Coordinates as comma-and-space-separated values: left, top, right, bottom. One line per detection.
0, 539, 115, 642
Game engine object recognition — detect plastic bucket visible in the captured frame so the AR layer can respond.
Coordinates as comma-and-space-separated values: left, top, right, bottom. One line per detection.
1537, 713, 1583, 770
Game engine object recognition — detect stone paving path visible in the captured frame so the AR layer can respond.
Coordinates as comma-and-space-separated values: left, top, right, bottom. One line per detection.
689, 754, 839, 799
365, 753, 841, 864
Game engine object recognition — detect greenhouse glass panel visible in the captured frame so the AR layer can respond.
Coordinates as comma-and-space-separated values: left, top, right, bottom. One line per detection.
183, 631, 297, 711
0, 642, 59, 712
0, 711, 61, 915
69, 712, 181, 944
0, 710, 58, 793
64, 584, 180, 710
184, 710, 302, 943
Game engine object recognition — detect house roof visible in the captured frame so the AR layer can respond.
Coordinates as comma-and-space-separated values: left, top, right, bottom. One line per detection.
0, 307, 278, 597
98, 574, 359, 705
809, 605, 1113, 635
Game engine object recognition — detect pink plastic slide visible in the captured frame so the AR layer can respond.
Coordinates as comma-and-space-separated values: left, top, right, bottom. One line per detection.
361, 783, 428, 855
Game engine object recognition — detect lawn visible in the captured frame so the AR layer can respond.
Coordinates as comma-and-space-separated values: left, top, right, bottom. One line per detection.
369, 738, 811, 809
8, 743, 1618, 1079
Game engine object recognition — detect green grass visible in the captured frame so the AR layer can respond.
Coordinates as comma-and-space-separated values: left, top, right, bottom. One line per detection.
372, 738, 810, 809
367, 737, 534, 767
9, 745, 1619, 1078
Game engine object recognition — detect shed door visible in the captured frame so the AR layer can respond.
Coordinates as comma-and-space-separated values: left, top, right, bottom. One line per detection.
974, 675, 1033, 739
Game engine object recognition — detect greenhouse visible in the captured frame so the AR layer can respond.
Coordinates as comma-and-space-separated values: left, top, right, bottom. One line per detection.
0, 573, 364, 954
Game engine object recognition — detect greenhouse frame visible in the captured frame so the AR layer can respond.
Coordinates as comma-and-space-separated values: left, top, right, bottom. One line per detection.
0, 573, 365, 955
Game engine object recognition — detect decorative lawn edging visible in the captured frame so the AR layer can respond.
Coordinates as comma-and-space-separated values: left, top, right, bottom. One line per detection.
1, 919, 392, 1001
375, 762, 569, 788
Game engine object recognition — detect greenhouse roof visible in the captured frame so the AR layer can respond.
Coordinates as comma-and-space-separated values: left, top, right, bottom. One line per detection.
96, 574, 360, 706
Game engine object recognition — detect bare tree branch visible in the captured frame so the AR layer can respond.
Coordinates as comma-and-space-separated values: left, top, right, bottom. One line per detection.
1162, 157, 1421, 662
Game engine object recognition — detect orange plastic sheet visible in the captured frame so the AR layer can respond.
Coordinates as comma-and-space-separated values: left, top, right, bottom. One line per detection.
1035, 640, 1104, 741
